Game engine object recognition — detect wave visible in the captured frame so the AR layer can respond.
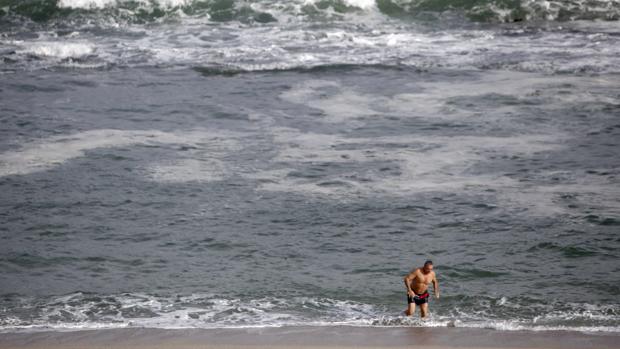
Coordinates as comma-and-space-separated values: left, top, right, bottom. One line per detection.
1, 0, 619, 24
377, 0, 620, 22
1, 292, 618, 333
2, 0, 619, 73
4, 23, 619, 74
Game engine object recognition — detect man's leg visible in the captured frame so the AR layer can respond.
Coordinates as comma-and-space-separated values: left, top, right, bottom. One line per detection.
420, 302, 429, 318
405, 302, 416, 316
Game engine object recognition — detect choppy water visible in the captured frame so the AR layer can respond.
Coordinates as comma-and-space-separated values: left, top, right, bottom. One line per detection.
1, 0, 619, 334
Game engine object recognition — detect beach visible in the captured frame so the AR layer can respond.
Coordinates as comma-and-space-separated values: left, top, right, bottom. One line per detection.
2, 326, 619, 349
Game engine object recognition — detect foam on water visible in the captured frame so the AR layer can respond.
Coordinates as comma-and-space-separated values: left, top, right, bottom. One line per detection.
3, 74, 603, 219
0, 129, 241, 177
19, 42, 95, 59
522, 0, 620, 20
57, 0, 192, 9
58, 0, 117, 8
1, 292, 618, 333
9, 0, 619, 22
278, 72, 620, 132
272, 70, 619, 212
307, 0, 377, 9
2, 66, 615, 221
260, 127, 566, 203
2, 0, 620, 73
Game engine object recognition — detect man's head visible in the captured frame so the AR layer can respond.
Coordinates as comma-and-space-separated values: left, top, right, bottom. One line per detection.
422, 260, 433, 273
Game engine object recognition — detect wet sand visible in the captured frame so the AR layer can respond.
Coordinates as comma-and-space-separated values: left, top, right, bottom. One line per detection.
0, 326, 618, 349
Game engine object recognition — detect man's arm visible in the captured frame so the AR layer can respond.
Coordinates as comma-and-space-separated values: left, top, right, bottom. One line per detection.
403, 269, 418, 297
432, 273, 440, 299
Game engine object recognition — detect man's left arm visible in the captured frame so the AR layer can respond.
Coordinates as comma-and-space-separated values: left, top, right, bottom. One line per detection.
432, 273, 440, 299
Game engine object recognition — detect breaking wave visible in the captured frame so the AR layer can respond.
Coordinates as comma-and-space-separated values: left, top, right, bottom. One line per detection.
1, 292, 618, 333
1, 0, 619, 24
1, 0, 619, 73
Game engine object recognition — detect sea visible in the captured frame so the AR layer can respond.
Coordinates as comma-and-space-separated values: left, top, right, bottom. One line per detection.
0, 0, 619, 334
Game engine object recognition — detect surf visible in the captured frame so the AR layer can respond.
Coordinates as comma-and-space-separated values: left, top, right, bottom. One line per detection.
1, 0, 619, 24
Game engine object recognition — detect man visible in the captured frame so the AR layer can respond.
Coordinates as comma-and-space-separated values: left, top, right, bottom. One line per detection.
403, 260, 439, 318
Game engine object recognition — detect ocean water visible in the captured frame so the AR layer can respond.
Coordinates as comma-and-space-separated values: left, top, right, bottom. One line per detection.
1, 0, 620, 334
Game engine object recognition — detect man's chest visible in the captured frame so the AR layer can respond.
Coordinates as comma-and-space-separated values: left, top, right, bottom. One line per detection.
416, 273, 433, 284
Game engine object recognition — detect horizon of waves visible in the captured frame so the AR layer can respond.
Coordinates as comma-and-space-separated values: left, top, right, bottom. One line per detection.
0, 0, 619, 24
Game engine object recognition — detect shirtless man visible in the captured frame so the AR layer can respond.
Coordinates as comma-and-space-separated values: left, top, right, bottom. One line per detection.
403, 260, 439, 318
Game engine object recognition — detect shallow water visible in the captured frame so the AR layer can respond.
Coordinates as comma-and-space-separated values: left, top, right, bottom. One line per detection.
1, 0, 619, 333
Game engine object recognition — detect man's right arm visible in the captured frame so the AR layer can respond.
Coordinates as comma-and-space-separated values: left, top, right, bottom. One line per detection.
403, 270, 417, 297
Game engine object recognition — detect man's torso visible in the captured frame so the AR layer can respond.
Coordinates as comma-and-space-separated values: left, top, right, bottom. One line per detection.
410, 268, 434, 294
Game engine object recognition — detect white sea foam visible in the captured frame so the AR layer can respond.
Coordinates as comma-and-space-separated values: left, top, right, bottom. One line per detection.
232, 123, 583, 216
522, 0, 620, 21
257, 126, 566, 197
57, 0, 191, 9
20, 42, 95, 59
1, 292, 618, 333
11, 14, 619, 74
271, 73, 620, 215
3, 0, 620, 73
50, 0, 620, 22
280, 80, 383, 124
0, 129, 241, 177
58, 0, 117, 8
304, 0, 376, 10
280, 72, 612, 125
343, 0, 376, 9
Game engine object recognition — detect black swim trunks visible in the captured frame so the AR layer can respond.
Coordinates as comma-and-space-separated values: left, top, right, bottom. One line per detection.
407, 291, 430, 305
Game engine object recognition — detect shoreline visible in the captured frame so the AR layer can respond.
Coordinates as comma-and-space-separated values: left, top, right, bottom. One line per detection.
1, 326, 619, 349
